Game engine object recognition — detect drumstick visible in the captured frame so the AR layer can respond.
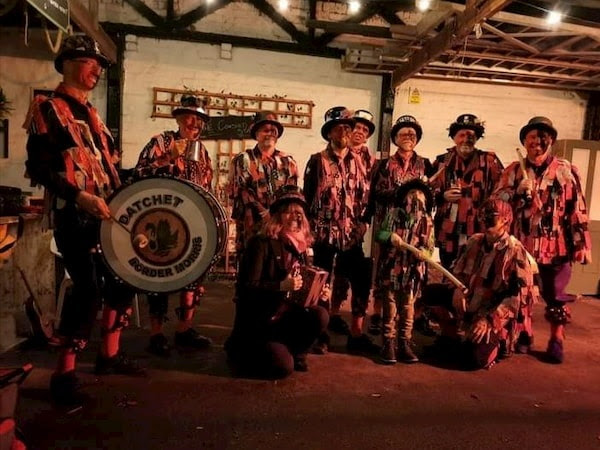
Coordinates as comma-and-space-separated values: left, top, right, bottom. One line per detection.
110, 214, 149, 249
391, 235, 467, 292
515, 148, 532, 202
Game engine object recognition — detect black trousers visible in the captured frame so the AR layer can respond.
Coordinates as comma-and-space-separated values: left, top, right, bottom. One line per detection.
312, 242, 372, 317
226, 304, 328, 379
54, 207, 134, 342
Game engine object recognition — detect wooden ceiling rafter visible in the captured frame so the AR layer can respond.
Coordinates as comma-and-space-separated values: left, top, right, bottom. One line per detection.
390, 0, 514, 86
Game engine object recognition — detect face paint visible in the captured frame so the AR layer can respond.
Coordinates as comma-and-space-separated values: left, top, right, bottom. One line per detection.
537, 130, 551, 152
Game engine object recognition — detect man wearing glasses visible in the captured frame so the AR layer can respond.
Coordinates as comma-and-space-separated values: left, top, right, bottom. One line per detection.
368, 115, 433, 362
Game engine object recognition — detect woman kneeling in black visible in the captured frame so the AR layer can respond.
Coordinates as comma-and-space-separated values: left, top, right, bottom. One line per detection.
226, 186, 329, 379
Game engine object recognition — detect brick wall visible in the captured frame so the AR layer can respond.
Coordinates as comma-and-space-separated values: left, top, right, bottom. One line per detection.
393, 78, 587, 166
0, 55, 107, 192
120, 37, 383, 178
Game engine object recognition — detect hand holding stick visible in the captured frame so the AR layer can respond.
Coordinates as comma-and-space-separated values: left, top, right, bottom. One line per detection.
390, 233, 467, 292
110, 214, 149, 249
515, 148, 532, 202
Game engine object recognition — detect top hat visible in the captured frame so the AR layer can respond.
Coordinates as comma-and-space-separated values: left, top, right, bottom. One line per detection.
448, 114, 485, 139
54, 35, 110, 74
352, 109, 376, 137
394, 178, 434, 214
519, 116, 558, 144
391, 115, 423, 144
250, 111, 284, 140
478, 198, 513, 228
269, 185, 308, 215
320, 106, 355, 141
172, 94, 210, 122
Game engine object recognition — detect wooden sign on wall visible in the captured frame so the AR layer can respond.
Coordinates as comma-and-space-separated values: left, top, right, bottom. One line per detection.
152, 87, 314, 130
201, 115, 253, 140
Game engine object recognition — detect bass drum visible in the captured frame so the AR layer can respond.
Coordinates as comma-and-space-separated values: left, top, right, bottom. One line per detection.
99, 177, 228, 294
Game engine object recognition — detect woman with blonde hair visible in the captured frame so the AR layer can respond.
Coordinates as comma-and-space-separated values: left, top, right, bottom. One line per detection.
226, 186, 329, 379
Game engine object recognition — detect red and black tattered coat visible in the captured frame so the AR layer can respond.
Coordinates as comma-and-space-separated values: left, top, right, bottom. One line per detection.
367, 151, 433, 234
134, 130, 213, 190
350, 144, 376, 219
452, 231, 541, 334
494, 156, 591, 265
303, 146, 369, 251
430, 147, 504, 258
229, 146, 298, 249
24, 84, 121, 222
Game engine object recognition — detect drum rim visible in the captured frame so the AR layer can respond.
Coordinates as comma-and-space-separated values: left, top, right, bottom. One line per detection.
99, 175, 228, 294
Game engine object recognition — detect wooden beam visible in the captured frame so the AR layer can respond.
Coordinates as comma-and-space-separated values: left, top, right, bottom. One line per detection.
445, 50, 600, 72
122, 0, 165, 27
414, 4, 455, 37
308, 0, 317, 41
306, 20, 392, 39
542, 35, 586, 53
377, 7, 404, 26
315, 4, 380, 47
392, 0, 514, 87
248, 0, 309, 44
101, 22, 344, 59
70, 0, 117, 62
169, 0, 234, 29
488, 10, 600, 42
166, 0, 175, 22
481, 22, 539, 53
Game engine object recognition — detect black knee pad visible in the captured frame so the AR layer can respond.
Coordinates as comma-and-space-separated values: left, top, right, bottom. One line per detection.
544, 304, 571, 325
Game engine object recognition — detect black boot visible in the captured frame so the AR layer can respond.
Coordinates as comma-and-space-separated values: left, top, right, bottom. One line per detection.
147, 333, 171, 357
174, 328, 212, 349
50, 371, 89, 406
380, 339, 397, 364
95, 352, 147, 376
397, 339, 419, 363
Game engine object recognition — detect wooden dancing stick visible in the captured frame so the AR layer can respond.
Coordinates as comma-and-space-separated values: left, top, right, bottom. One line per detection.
515, 148, 532, 202
390, 233, 467, 292
428, 164, 445, 185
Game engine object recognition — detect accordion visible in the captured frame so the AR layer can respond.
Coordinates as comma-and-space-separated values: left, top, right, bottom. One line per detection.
289, 265, 329, 308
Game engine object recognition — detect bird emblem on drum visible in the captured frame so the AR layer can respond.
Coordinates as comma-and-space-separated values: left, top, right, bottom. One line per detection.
146, 220, 179, 256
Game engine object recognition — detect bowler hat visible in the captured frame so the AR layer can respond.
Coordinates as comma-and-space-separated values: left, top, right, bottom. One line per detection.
54, 35, 110, 74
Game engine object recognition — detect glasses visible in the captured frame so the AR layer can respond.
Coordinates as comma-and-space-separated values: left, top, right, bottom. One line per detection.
397, 133, 417, 140
72, 58, 104, 71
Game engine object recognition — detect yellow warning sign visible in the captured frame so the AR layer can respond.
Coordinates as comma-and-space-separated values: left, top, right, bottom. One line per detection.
409, 88, 421, 104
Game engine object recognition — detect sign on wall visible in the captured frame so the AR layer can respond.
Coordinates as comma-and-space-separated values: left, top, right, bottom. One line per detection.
152, 87, 314, 130
201, 116, 253, 140
26, 0, 69, 32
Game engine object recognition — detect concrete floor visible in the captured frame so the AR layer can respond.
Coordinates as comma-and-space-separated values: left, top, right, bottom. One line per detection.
2, 281, 600, 450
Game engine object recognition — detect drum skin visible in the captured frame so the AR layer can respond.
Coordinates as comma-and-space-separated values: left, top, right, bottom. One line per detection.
99, 177, 227, 293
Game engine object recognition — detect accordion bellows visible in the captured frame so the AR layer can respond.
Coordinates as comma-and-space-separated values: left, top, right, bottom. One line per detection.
289, 265, 329, 307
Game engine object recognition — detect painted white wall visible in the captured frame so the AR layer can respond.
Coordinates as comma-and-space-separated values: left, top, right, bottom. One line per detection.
393, 78, 587, 167
120, 36, 383, 180
0, 55, 107, 192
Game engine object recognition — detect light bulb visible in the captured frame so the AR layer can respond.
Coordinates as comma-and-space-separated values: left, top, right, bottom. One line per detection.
349, 0, 361, 14
546, 10, 563, 26
278, 0, 289, 11
416, 0, 431, 12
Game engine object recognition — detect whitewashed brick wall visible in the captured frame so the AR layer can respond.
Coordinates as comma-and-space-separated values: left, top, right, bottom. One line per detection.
0, 55, 107, 192
120, 37, 383, 178
393, 78, 587, 167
